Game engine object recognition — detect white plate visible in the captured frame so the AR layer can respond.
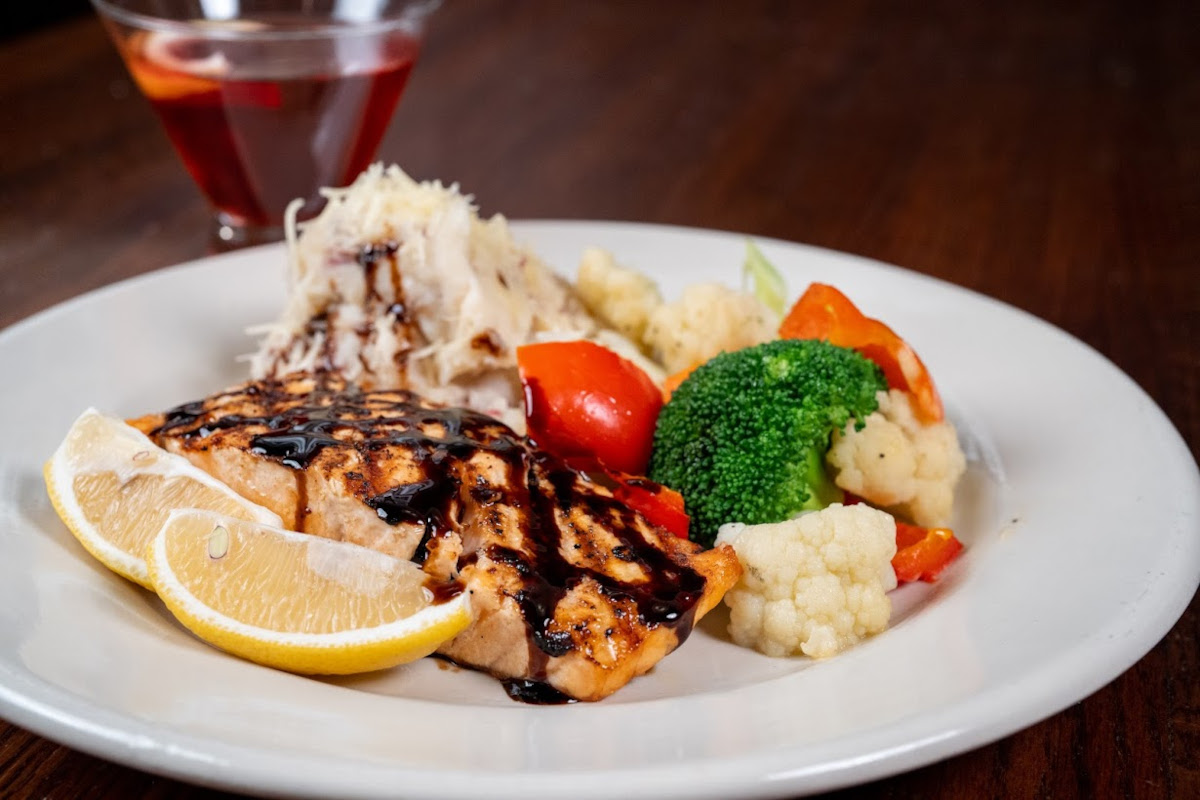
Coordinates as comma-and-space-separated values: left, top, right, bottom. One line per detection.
0, 221, 1196, 799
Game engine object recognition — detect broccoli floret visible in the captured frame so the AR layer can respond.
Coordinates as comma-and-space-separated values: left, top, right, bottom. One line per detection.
648, 339, 887, 546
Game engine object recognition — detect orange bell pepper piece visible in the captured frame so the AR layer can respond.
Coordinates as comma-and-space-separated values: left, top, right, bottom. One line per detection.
662, 362, 700, 400
779, 283, 944, 423
892, 522, 963, 583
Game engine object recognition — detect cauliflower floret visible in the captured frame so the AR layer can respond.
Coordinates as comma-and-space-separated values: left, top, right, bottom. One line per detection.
642, 283, 776, 373
715, 504, 897, 659
575, 248, 662, 345
575, 247, 776, 374
825, 389, 966, 527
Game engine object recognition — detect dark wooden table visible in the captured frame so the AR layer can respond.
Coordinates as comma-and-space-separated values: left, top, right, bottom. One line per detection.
1, 0, 1196, 797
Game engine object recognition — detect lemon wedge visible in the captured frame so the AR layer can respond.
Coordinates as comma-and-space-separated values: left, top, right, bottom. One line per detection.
45, 408, 282, 589
147, 509, 472, 674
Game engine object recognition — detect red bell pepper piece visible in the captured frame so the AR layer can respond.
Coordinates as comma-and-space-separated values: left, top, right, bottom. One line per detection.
614, 479, 690, 539
842, 494, 962, 582
565, 456, 691, 540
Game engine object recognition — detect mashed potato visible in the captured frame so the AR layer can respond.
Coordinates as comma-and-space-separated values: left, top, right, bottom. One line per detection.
248, 165, 598, 429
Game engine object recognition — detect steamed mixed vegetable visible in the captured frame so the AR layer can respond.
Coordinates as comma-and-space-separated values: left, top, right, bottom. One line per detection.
514, 244, 967, 659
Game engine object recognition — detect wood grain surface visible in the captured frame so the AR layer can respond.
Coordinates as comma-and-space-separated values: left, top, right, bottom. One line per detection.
1, 0, 1197, 797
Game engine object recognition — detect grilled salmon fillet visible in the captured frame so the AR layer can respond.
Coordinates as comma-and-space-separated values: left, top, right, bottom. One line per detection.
129, 373, 740, 702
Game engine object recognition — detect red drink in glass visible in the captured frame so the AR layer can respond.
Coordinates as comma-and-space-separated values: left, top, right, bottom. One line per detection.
92, 1, 441, 247
125, 23, 419, 231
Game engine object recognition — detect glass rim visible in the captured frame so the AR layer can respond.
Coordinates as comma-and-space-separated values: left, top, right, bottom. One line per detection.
89, 0, 442, 39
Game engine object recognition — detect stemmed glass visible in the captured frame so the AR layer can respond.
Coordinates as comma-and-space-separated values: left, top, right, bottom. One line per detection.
91, 0, 441, 248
